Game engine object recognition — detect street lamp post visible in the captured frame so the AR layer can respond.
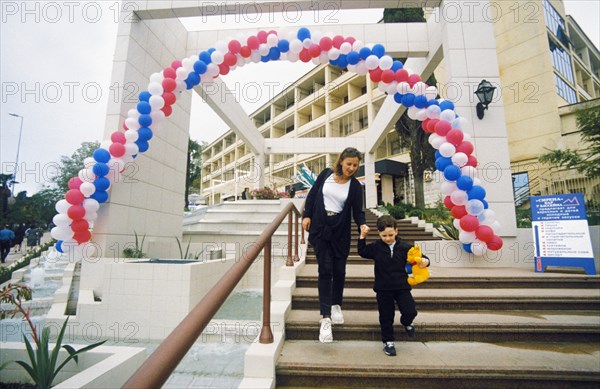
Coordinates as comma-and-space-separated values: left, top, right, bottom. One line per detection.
8, 113, 24, 196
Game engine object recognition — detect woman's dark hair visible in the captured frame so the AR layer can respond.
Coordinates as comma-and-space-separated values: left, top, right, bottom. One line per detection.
333, 147, 363, 176
376, 215, 397, 231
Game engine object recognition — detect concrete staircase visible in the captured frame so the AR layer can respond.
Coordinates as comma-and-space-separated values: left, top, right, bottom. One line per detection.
276, 210, 600, 388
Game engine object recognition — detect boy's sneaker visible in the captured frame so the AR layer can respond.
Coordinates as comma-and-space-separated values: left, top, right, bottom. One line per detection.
405, 325, 415, 337
331, 305, 344, 324
319, 318, 333, 343
383, 341, 396, 356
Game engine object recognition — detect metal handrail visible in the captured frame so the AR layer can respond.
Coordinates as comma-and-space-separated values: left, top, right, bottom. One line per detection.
122, 200, 304, 388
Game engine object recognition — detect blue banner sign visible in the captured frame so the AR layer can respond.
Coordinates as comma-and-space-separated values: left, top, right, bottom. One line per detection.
531, 193, 596, 274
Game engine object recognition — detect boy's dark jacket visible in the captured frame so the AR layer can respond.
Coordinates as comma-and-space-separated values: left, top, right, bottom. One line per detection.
357, 237, 416, 291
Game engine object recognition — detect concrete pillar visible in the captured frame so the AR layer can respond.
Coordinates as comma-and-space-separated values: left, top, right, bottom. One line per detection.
364, 152, 377, 208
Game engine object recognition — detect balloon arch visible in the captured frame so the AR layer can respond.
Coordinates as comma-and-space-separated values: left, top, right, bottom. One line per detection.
51, 27, 503, 257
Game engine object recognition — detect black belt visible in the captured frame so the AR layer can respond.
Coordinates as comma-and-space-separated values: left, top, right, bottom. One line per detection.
326, 211, 339, 216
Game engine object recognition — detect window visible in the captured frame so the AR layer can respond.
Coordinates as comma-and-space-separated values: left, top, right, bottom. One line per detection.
543, 0, 565, 38
554, 74, 577, 103
549, 36, 574, 83
512, 172, 530, 206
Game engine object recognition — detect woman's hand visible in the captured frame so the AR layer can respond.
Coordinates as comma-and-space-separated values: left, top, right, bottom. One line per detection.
302, 217, 311, 231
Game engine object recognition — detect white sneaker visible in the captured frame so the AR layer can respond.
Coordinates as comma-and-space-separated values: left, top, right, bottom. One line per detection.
331, 305, 344, 324
319, 318, 333, 343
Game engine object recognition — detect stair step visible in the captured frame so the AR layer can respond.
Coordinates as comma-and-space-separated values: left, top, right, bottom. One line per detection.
285, 309, 600, 342
291, 287, 600, 311
276, 340, 600, 388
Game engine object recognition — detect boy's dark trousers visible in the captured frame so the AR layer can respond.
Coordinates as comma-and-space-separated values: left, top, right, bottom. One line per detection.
376, 289, 417, 343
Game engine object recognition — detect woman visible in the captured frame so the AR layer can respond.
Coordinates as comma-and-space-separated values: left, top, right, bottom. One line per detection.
302, 147, 368, 343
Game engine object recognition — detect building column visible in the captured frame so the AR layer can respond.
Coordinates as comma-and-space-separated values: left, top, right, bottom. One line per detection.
364, 152, 377, 208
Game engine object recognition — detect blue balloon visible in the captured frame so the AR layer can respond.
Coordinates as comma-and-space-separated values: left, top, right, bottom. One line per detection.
336, 55, 348, 69
359, 47, 372, 60
463, 243, 473, 253
427, 99, 439, 106
401, 93, 415, 107
372, 44, 386, 58
136, 140, 149, 153
467, 185, 486, 200
393, 93, 403, 104
138, 91, 151, 102
443, 165, 462, 181
435, 157, 452, 171
414, 95, 428, 108
94, 177, 110, 191
199, 51, 212, 64
184, 79, 193, 90
482, 199, 489, 209
137, 101, 151, 115
186, 72, 200, 86
297, 27, 311, 41
93, 148, 110, 163
56, 240, 64, 253
391, 60, 403, 71
91, 190, 109, 204
435, 150, 441, 159
457, 175, 474, 191
138, 127, 153, 142
138, 114, 152, 127
260, 55, 269, 63
269, 47, 281, 60
278, 39, 290, 53
93, 163, 109, 177
347, 51, 360, 65
440, 100, 455, 111
194, 60, 207, 74
207, 48, 216, 54
329, 59, 339, 67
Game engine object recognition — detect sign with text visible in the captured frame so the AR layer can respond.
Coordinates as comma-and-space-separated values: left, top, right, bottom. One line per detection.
531, 193, 596, 274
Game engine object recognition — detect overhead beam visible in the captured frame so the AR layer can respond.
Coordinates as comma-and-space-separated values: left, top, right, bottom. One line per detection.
264, 137, 365, 154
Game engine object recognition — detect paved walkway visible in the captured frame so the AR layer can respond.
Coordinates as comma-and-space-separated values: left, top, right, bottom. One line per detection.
1, 232, 52, 268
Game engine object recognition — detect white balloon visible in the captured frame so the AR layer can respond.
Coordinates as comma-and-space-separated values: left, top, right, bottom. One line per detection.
84, 211, 98, 222
379, 55, 393, 70
311, 30, 323, 43
258, 43, 269, 56
125, 129, 139, 143
149, 72, 163, 83
289, 39, 303, 53
148, 82, 163, 95
439, 142, 456, 158
319, 52, 329, 64
125, 142, 139, 156
426, 105, 441, 119
206, 63, 220, 77
431, 136, 446, 149
407, 106, 420, 120
480, 209, 496, 225
327, 48, 340, 60
287, 51, 299, 62
471, 240, 488, 256
397, 82, 410, 95
424, 86, 438, 99
150, 109, 165, 124
340, 42, 352, 54
78, 168, 95, 183
416, 109, 428, 121
450, 189, 469, 206
210, 51, 225, 65
452, 116, 470, 131
53, 213, 72, 227
175, 79, 187, 92
55, 200, 71, 214
453, 218, 462, 230
440, 180, 458, 196
311, 58, 321, 65
125, 117, 140, 131
302, 38, 312, 48
182, 58, 194, 73
386, 81, 398, 95
377, 82, 388, 93
459, 231, 477, 244
365, 55, 379, 70
461, 166, 478, 179
215, 40, 228, 53
355, 61, 368, 75
412, 81, 427, 95
452, 152, 468, 167
51, 226, 73, 241
440, 109, 456, 122
149, 95, 165, 109
83, 198, 100, 212
352, 40, 364, 51
108, 158, 126, 174
128, 108, 140, 118
267, 33, 279, 47
80, 182, 96, 197
83, 157, 96, 168
250, 51, 261, 63
466, 199, 485, 216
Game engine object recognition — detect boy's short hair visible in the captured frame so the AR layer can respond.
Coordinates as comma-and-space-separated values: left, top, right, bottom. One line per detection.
376, 215, 397, 231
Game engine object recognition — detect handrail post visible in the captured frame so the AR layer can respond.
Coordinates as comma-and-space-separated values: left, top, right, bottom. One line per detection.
259, 237, 273, 344
301, 216, 305, 245
286, 211, 293, 266
294, 212, 300, 262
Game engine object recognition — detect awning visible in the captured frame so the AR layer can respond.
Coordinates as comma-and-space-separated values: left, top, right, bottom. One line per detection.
357, 159, 409, 178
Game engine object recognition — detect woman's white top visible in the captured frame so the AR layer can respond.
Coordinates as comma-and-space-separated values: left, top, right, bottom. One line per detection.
323, 175, 351, 213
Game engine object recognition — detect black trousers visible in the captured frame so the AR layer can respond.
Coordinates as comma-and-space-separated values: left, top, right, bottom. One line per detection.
0, 240, 11, 263
317, 242, 347, 316
376, 289, 417, 343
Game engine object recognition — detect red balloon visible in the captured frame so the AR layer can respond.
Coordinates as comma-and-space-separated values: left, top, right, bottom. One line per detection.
407, 74, 421, 87
345, 36, 356, 45
162, 92, 176, 106
487, 235, 504, 251
224, 52, 237, 67
332, 35, 344, 48
299, 49, 311, 63
446, 129, 464, 145
163, 67, 177, 79
68, 177, 83, 190
456, 141, 474, 155
71, 219, 89, 232
240, 46, 252, 58
434, 120, 451, 136
247, 36, 259, 50
122, 122, 128, 131
111, 131, 126, 144
426, 119, 439, 133
308, 44, 321, 58
218, 63, 230, 75
421, 119, 431, 132
395, 69, 409, 83
228, 40, 242, 54
171, 60, 182, 69
73, 229, 91, 244
476, 225, 495, 242
369, 68, 383, 83
319, 36, 333, 51
162, 78, 176, 93
381, 69, 395, 83
451, 205, 467, 219
109, 142, 126, 158
467, 155, 478, 167
68, 205, 86, 220
267, 30, 277, 36
443, 195, 455, 210
257, 30, 268, 44
459, 215, 479, 232
162, 105, 173, 117
66, 189, 85, 205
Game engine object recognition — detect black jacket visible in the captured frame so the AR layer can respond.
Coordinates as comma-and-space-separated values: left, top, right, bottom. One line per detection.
303, 168, 365, 258
358, 237, 416, 291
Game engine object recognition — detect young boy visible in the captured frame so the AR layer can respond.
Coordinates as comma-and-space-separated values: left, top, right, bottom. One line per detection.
357, 215, 430, 356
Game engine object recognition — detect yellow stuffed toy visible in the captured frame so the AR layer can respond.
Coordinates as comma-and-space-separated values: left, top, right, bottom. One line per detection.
406, 245, 430, 286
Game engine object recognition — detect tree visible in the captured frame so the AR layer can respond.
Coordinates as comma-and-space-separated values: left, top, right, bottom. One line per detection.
185, 139, 204, 209
539, 105, 600, 178
384, 6, 436, 208
50, 141, 101, 193
0, 174, 15, 222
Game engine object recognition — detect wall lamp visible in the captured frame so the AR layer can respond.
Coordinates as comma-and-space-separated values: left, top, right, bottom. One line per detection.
474, 80, 496, 119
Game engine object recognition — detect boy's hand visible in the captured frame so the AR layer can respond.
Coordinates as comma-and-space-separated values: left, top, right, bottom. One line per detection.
359, 224, 370, 239
419, 257, 430, 268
